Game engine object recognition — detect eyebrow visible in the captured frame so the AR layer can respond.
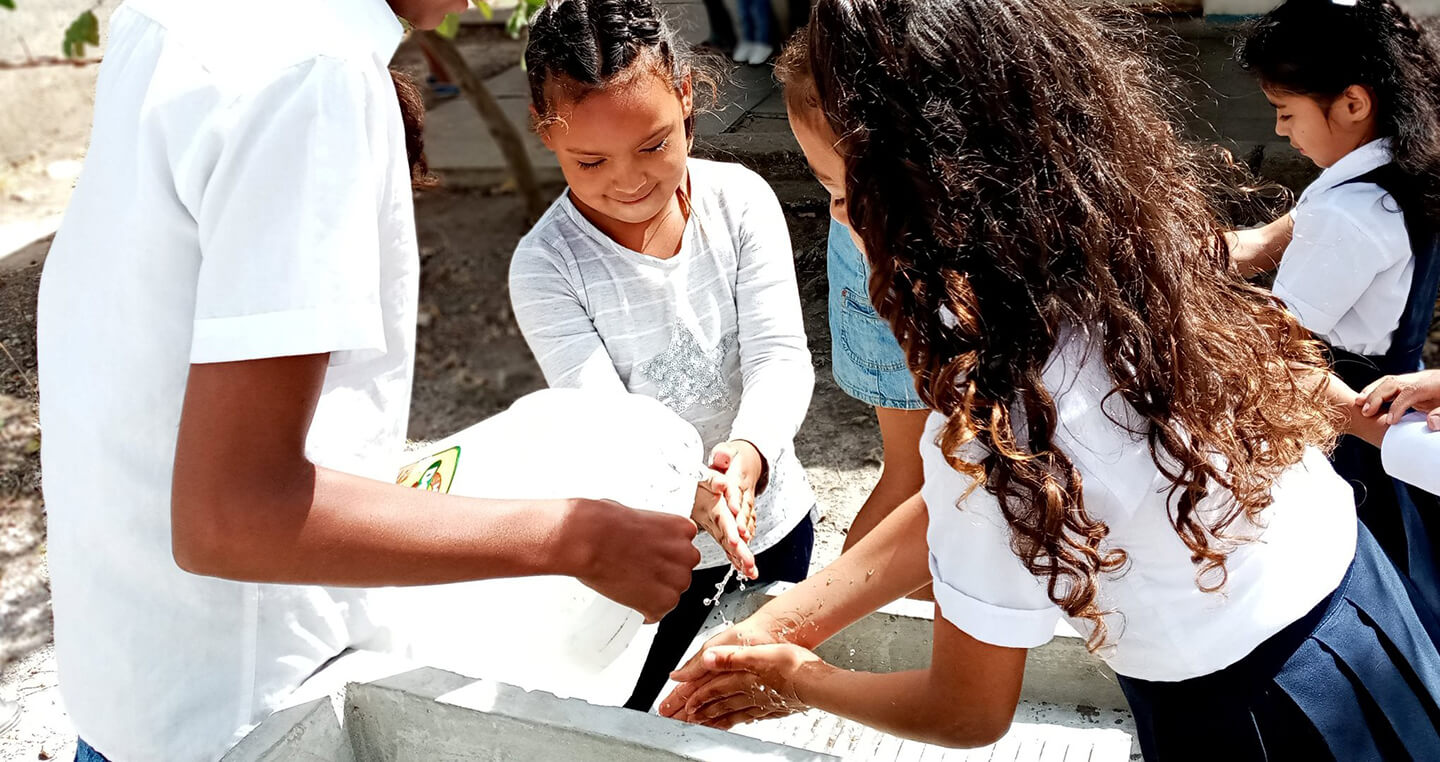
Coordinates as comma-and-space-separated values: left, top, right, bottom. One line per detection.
567, 126, 671, 157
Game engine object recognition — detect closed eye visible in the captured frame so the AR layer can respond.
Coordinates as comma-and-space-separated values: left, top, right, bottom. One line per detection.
578, 158, 605, 170
642, 138, 669, 154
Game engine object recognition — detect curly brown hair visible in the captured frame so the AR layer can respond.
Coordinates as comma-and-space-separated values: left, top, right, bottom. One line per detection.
780, 0, 1339, 649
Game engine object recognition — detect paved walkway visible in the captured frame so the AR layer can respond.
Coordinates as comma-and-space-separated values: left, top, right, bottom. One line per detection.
423, 11, 1316, 193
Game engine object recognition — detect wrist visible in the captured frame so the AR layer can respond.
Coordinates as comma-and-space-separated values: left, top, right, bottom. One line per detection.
733, 439, 770, 494
551, 497, 601, 579
790, 653, 834, 709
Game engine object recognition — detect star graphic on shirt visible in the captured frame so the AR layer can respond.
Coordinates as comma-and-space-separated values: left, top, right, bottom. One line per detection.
639, 322, 737, 414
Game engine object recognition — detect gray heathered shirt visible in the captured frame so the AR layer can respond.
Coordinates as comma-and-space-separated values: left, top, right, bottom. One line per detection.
509, 159, 817, 569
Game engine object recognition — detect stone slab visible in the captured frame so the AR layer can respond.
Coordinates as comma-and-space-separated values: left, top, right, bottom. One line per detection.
346, 667, 839, 761
222, 699, 353, 762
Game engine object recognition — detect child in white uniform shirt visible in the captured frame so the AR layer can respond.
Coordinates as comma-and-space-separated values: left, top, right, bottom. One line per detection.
38, 1, 700, 759
1230, 0, 1440, 621
510, 0, 817, 712
660, 0, 1440, 758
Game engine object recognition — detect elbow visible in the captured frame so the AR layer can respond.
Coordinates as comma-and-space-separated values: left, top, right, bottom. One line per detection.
922, 701, 1013, 749
930, 716, 1011, 749
171, 500, 238, 578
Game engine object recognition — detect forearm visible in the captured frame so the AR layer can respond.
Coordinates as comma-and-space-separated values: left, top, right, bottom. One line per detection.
796, 666, 1009, 748
729, 358, 814, 465
1227, 214, 1293, 278
753, 493, 931, 647
173, 463, 579, 586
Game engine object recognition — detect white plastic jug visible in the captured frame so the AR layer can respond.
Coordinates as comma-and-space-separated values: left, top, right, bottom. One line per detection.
369, 389, 704, 706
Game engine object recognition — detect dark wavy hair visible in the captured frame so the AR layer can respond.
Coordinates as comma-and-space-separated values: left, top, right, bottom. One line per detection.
780, 0, 1338, 649
391, 69, 438, 189
1238, 0, 1440, 217
524, 0, 711, 136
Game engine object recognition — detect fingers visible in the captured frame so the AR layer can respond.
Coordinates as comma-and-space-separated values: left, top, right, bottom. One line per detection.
682, 672, 759, 717
701, 707, 779, 731
1430, 409, 1440, 431
710, 443, 735, 473
1387, 388, 1420, 425
694, 692, 769, 723
1359, 376, 1400, 416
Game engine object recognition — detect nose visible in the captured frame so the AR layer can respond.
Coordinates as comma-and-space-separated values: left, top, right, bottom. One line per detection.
1274, 115, 1287, 138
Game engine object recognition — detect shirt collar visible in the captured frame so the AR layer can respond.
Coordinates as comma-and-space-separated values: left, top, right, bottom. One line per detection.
1301, 138, 1395, 202
351, 0, 407, 64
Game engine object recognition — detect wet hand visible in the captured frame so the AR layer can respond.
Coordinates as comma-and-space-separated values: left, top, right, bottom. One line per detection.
659, 611, 794, 717
693, 475, 758, 579
709, 440, 763, 541
662, 643, 823, 730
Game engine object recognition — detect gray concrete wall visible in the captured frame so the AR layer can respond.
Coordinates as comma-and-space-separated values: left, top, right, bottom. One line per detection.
344, 667, 840, 761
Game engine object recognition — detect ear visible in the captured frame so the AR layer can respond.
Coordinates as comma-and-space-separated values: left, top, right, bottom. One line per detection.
681, 74, 694, 119
1338, 84, 1375, 125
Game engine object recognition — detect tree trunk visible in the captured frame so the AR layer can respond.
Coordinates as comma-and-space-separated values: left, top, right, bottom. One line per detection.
419, 31, 546, 221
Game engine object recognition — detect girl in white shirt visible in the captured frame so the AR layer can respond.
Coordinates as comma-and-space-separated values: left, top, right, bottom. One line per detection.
1230, 0, 1440, 623
510, 0, 817, 712
659, 0, 1440, 757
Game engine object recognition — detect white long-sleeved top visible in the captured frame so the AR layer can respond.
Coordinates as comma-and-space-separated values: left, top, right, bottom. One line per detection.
510, 159, 816, 568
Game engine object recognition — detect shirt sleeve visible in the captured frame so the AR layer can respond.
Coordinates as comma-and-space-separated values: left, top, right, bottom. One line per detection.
726, 172, 815, 467
1382, 412, 1440, 496
509, 243, 629, 393
190, 57, 389, 365
1272, 203, 1404, 338
922, 414, 1061, 648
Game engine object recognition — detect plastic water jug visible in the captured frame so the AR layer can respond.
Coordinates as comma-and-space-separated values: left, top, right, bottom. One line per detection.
369, 389, 704, 706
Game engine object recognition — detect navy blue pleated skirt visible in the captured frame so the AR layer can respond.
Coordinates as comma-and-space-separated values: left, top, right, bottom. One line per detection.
1118, 522, 1440, 761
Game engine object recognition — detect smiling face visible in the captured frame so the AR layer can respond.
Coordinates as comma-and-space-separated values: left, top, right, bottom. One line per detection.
1264, 84, 1378, 168
538, 68, 693, 227
386, 0, 470, 29
789, 103, 866, 253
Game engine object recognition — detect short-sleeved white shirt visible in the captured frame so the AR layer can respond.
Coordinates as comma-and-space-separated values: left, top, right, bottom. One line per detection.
923, 328, 1356, 682
36, 0, 418, 758
1274, 138, 1413, 356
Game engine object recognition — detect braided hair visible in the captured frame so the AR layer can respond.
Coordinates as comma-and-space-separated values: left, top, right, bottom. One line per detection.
525, 0, 705, 136
1239, 0, 1440, 217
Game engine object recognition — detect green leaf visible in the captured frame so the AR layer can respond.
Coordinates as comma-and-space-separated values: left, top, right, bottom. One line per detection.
0, 1, 16, 11
435, 12, 461, 39
62, 10, 99, 58
472, 0, 494, 21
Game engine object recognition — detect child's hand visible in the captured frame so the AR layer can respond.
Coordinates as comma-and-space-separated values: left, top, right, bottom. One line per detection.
693, 476, 758, 579
1359, 370, 1440, 428
663, 643, 825, 730
708, 440, 764, 541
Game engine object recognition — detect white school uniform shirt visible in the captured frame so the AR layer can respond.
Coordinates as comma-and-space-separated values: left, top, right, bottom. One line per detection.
510, 159, 816, 569
923, 327, 1356, 682
1274, 138, 1413, 356
36, 0, 418, 759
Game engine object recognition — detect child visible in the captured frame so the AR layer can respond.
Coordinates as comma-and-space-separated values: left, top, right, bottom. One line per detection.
37, 1, 699, 759
1231, 0, 1440, 614
660, 0, 1440, 757
510, 0, 818, 712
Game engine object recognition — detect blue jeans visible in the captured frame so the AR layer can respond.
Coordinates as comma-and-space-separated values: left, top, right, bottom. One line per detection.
826, 221, 926, 410
75, 739, 109, 762
737, 0, 772, 44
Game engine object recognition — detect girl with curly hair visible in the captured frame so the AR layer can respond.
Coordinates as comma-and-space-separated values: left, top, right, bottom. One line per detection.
661, 0, 1440, 756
